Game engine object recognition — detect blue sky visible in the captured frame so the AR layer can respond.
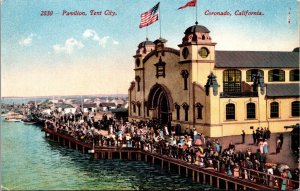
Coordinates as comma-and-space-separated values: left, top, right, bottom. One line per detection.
1, 0, 299, 97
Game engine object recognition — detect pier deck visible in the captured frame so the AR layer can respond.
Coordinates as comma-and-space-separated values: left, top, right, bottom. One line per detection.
44, 127, 298, 190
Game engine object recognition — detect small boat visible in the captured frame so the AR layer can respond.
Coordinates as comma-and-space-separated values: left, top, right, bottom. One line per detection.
22, 121, 37, 125
4, 118, 21, 122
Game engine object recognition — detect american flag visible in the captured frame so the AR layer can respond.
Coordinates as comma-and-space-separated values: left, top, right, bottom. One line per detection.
139, 3, 160, 28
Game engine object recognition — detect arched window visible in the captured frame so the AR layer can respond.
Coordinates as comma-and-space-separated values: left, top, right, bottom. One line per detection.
290, 70, 299, 81
182, 103, 189, 121
181, 70, 189, 90
291, 101, 300, 117
223, 69, 241, 93
135, 76, 141, 92
144, 101, 149, 117
226, 103, 235, 120
195, 103, 203, 119
247, 103, 256, 119
268, 69, 285, 82
270, 102, 279, 118
137, 102, 141, 116
132, 102, 136, 113
175, 103, 180, 120
246, 69, 264, 82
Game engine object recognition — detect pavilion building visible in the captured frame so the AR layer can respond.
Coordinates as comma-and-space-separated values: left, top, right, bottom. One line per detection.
128, 24, 299, 137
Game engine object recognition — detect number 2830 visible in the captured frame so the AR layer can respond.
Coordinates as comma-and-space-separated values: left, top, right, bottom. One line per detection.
40, 11, 53, 16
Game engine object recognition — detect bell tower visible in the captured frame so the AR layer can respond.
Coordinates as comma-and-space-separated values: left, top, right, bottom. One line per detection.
178, 22, 217, 86
132, 39, 155, 119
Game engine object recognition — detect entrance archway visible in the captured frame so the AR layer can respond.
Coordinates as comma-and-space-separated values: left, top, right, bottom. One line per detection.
147, 83, 173, 125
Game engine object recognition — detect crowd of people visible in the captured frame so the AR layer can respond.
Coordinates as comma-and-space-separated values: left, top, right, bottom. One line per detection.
44, 109, 299, 190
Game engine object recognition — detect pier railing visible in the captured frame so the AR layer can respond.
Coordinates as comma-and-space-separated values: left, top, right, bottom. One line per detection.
44, 127, 299, 190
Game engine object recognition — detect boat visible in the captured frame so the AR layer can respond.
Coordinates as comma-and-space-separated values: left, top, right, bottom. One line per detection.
21, 115, 37, 125
22, 121, 37, 125
3, 111, 23, 122
4, 118, 22, 122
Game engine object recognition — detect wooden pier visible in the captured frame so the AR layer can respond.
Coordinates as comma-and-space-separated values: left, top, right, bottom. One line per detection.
44, 127, 298, 190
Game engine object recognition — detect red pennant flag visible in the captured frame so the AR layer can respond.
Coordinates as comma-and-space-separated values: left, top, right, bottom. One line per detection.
178, 0, 197, 10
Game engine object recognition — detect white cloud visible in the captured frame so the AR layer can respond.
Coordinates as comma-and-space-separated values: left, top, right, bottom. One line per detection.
82, 29, 118, 48
53, 38, 84, 54
19, 33, 35, 47
112, 39, 119, 45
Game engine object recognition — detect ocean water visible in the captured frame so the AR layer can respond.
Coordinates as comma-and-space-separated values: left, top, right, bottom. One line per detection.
1, 120, 213, 190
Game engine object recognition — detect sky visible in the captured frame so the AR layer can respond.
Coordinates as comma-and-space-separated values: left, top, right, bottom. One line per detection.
1, 0, 299, 97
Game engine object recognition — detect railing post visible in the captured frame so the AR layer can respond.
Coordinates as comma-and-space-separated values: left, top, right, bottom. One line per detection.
197, 172, 200, 183
217, 177, 219, 188
161, 160, 164, 169
186, 168, 188, 178
225, 181, 228, 190
192, 170, 195, 182
94, 152, 98, 159
203, 173, 206, 183
210, 175, 212, 186
178, 166, 181, 176
69, 140, 71, 148
168, 162, 170, 171
119, 152, 122, 159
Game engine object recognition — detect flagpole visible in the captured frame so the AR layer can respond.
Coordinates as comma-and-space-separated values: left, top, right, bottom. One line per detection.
159, 2, 162, 38
146, 26, 148, 40
196, 0, 198, 24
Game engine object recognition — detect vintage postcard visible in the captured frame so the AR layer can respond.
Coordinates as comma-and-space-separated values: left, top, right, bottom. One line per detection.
1, 0, 299, 190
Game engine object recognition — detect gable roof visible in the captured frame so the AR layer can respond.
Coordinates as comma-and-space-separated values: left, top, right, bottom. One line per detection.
82, 103, 97, 108
100, 102, 116, 107
215, 51, 299, 68
266, 83, 300, 97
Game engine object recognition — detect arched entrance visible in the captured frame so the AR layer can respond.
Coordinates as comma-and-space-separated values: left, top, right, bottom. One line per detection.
147, 83, 173, 125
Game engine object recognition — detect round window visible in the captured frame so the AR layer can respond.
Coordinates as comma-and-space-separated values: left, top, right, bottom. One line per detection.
199, 47, 209, 58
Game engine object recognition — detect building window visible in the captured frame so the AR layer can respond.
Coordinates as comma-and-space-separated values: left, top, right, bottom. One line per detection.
132, 102, 136, 113
246, 69, 264, 82
181, 70, 189, 90
175, 103, 180, 120
135, 58, 140, 67
226, 103, 235, 120
290, 70, 300, 81
137, 102, 141, 116
270, 102, 279, 118
199, 47, 209, 58
182, 103, 189, 121
247, 103, 256, 119
291, 101, 300, 117
135, 76, 141, 92
195, 103, 203, 119
268, 69, 285, 82
154, 57, 166, 78
144, 101, 149, 117
223, 69, 242, 93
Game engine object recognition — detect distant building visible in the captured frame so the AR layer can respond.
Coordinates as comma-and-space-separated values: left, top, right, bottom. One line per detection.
128, 24, 299, 137
82, 103, 97, 113
56, 104, 76, 114
100, 102, 116, 111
